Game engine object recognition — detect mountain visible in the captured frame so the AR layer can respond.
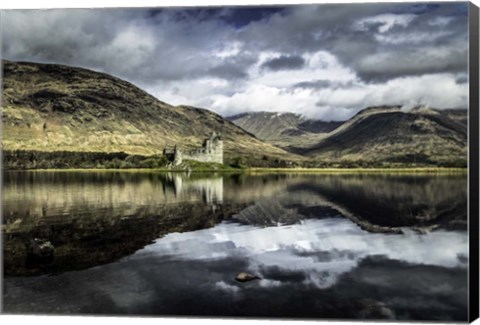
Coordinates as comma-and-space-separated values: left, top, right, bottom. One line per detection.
304, 106, 467, 167
1, 61, 468, 168
228, 111, 342, 152
440, 108, 468, 127
1, 60, 299, 166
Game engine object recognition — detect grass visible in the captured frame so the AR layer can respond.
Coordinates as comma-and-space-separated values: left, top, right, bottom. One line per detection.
3, 149, 467, 174
14, 160, 244, 173
16, 166, 467, 174
246, 167, 468, 174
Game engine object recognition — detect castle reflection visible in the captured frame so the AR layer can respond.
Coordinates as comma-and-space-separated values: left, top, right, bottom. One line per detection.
2, 171, 237, 276
166, 173, 223, 204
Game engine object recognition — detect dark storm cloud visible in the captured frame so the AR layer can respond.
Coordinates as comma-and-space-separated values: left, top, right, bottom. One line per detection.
1, 8, 243, 83
294, 80, 334, 89
354, 47, 468, 82
236, 4, 389, 52
344, 4, 468, 82
0, 2, 469, 118
217, 6, 286, 27
208, 63, 248, 80
347, 4, 468, 82
2, 3, 468, 83
226, 3, 467, 83
145, 6, 285, 27
207, 53, 257, 80
261, 55, 305, 71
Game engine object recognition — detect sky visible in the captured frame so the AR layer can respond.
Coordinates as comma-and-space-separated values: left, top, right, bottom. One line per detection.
0, 2, 470, 121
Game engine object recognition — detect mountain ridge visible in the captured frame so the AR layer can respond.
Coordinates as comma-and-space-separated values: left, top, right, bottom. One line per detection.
304, 106, 467, 166
1, 60, 468, 168
1, 60, 301, 166
228, 111, 342, 152
229, 106, 467, 167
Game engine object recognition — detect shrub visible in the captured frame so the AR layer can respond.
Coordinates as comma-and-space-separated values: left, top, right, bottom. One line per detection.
230, 156, 247, 169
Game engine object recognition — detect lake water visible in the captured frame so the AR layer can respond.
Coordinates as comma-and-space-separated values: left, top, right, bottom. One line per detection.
2, 171, 468, 320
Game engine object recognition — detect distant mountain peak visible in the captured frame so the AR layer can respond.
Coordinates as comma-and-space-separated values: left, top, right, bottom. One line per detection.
229, 111, 342, 152
355, 105, 402, 117
228, 111, 302, 120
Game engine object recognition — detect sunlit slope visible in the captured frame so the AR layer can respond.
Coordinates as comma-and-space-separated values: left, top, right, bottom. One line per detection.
2, 60, 298, 163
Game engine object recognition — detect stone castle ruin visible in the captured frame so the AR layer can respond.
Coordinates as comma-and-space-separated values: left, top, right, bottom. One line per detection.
163, 132, 223, 166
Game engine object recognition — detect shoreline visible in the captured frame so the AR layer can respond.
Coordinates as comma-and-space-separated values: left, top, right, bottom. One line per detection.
247, 167, 468, 174
2, 167, 468, 174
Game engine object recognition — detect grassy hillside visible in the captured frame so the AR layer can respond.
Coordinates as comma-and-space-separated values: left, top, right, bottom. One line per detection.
304, 106, 467, 167
2, 60, 301, 166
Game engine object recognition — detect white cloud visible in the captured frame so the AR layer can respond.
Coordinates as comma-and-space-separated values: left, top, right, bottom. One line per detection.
215, 281, 240, 294
215, 41, 243, 59
144, 46, 467, 121
103, 25, 157, 72
315, 73, 467, 113
374, 31, 453, 45
354, 13, 417, 33
428, 16, 454, 27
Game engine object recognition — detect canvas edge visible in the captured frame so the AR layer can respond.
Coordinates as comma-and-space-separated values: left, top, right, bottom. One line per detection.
469, 1, 480, 323
0, 2, 476, 323
0, 9, 5, 316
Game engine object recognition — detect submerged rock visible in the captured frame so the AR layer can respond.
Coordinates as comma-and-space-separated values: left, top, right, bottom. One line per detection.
235, 272, 260, 282
26, 238, 55, 260
357, 299, 396, 319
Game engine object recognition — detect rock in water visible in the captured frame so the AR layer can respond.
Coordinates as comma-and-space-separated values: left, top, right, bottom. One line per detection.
357, 299, 396, 319
235, 272, 260, 282
26, 238, 55, 260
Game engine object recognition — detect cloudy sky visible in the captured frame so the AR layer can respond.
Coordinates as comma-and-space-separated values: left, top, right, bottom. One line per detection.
1, 2, 469, 120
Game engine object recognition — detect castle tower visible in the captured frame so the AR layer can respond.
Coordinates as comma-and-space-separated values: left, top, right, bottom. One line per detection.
211, 132, 223, 164
172, 145, 183, 166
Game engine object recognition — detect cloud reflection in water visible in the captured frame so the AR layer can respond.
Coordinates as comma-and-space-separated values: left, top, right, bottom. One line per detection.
134, 218, 468, 289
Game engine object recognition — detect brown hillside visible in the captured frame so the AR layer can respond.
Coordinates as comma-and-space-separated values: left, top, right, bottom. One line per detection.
304, 106, 467, 166
1, 60, 298, 164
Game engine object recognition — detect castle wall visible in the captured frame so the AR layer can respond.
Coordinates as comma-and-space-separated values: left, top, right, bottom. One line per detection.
165, 133, 223, 165
182, 142, 223, 164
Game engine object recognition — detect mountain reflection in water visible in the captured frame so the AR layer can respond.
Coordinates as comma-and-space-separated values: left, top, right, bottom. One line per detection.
2, 171, 468, 320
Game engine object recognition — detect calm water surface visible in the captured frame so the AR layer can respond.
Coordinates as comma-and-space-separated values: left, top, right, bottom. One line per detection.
2, 171, 468, 320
